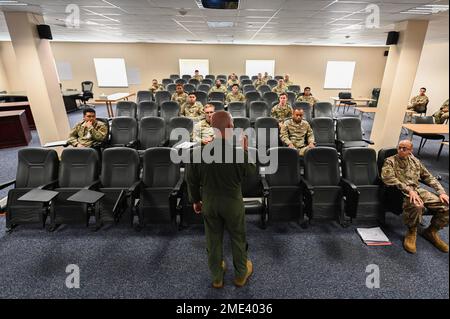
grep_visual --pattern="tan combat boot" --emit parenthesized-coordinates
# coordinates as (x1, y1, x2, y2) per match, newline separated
(212, 261, 226, 289)
(422, 226, 449, 253)
(234, 260, 253, 288)
(404, 227, 417, 254)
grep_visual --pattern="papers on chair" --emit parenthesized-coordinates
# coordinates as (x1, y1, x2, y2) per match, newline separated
(174, 142, 198, 149)
(43, 140, 68, 148)
(357, 227, 392, 246)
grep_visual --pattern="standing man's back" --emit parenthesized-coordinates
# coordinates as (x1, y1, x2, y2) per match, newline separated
(186, 111, 256, 289)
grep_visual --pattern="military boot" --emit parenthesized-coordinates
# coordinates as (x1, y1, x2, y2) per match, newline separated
(212, 261, 226, 289)
(234, 260, 253, 288)
(422, 226, 449, 253)
(404, 227, 417, 254)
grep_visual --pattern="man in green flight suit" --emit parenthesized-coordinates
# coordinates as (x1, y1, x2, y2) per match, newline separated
(186, 111, 256, 289)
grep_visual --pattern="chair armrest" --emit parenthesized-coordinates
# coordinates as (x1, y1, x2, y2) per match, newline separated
(335, 139, 345, 146)
(84, 180, 101, 191)
(128, 180, 142, 198)
(362, 139, 374, 145)
(126, 140, 138, 148)
(340, 178, 360, 219)
(0, 180, 15, 190)
(37, 180, 58, 190)
(261, 176, 270, 197)
(340, 178, 359, 193)
(300, 178, 314, 195)
(171, 174, 184, 197)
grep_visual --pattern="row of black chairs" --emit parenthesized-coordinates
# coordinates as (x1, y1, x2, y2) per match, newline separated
(137, 89, 301, 107)
(169, 74, 286, 82)
(0, 146, 405, 232)
(79, 114, 371, 157)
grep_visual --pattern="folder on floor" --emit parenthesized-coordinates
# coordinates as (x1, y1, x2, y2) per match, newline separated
(357, 227, 392, 246)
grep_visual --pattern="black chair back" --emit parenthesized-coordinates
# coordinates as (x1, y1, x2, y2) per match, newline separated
(58, 148, 98, 188)
(15, 148, 59, 188)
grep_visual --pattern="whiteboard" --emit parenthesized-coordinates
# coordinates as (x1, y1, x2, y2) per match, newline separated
(324, 61, 356, 89)
(245, 60, 275, 77)
(56, 62, 73, 81)
(179, 59, 209, 76)
(93, 58, 129, 88)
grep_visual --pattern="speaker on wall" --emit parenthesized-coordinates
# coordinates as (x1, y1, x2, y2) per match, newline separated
(386, 31, 399, 45)
(37, 24, 53, 40)
(384, 50, 389, 57)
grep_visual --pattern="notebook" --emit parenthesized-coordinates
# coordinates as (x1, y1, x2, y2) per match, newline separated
(357, 227, 392, 246)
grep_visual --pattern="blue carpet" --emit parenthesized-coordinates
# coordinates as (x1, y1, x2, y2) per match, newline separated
(0, 105, 448, 299)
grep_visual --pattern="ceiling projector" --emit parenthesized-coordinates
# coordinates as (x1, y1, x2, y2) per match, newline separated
(201, 0, 239, 9)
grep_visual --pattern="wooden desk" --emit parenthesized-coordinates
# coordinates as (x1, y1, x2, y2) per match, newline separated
(95, 93, 135, 118)
(402, 123, 449, 141)
(0, 101, 35, 129)
(62, 91, 82, 113)
(0, 94, 28, 103)
(0, 110, 31, 149)
(331, 97, 374, 108)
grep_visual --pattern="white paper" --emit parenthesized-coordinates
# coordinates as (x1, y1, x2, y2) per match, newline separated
(43, 140, 68, 148)
(357, 227, 390, 243)
(174, 142, 198, 149)
(56, 62, 73, 81)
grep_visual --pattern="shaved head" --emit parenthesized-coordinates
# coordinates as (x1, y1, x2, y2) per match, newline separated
(399, 140, 413, 148)
(211, 111, 233, 138)
(398, 140, 414, 159)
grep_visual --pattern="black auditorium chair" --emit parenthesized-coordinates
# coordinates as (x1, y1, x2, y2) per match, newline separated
(197, 84, 211, 94)
(263, 92, 279, 109)
(301, 147, 344, 224)
(166, 83, 177, 95)
(228, 102, 246, 118)
(287, 91, 296, 105)
(233, 117, 251, 130)
(243, 84, 256, 95)
(155, 91, 172, 108)
(138, 148, 183, 229)
(188, 78, 200, 87)
(167, 117, 194, 147)
(341, 148, 384, 225)
(257, 85, 271, 95)
(175, 78, 186, 86)
(170, 74, 180, 81)
(288, 85, 301, 94)
(98, 148, 141, 227)
(209, 100, 224, 112)
(136, 91, 153, 104)
(314, 102, 334, 118)
(202, 79, 213, 86)
(182, 75, 191, 81)
(0, 148, 59, 232)
(183, 84, 196, 94)
(209, 91, 225, 103)
(205, 75, 215, 81)
(195, 91, 208, 106)
(293, 102, 313, 122)
(49, 148, 100, 230)
(162, 78, 173, 87)
(160, 101, 180, 123)
(249, 101, 270, 124)
(336, 117, 373, 153)
(109, 117, 138, 148)
(245, 91, 261, 112)
(138, 117, 167, 152)
(137, 101, 158, 120)
(263, 147, 303, 228)
(255, 117, 279, 150)
(241, 79, 253, 87)
(310, 118, 336, 148)
(116, 101, 137, 118)
(267, 79, 278, 88)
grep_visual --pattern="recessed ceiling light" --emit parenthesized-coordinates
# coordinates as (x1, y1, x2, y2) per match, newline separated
(207, 21, 234, 28)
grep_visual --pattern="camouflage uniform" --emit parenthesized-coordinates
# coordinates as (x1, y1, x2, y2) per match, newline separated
(271, 104, 293, 123)
(193, 74, 204, 82)
(181, 102, 205, 121)
(67, 120, 108, 148)
(297, 95, 319, 107)
(433, 99, 449, 124)
(381, 154, 449, 229)
(284, 80, 294, 87)
(193, 119, 215, 144)
(253, 79, 266, 89)
(262, 75, 271, 82)
(226, 92, 246, 104)
(172, 92, 189, 106)
(272, 85, 288, 95)
(280, 119, 315, 156)
(209, 85, 228, 94)
(407, 95, 429, 112)
(150, 84, 164, 94)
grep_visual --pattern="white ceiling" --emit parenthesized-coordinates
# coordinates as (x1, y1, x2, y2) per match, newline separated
(0, 0, 448, 45)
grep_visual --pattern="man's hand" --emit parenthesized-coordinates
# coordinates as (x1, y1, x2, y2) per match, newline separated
(308, 143, 316, 149)
(84, 120, 93, 128)
(76, 144, 85, 148)
(288, 144, 295, 149)
(202, 137, 213, 145)
(409, 190, 424, 207)
(193, 202, 203, 215)
(439, 193, 449, 205)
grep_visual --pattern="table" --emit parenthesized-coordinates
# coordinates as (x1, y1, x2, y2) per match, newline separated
(95, 93, 135, 118)
(331, 97, 375, 115)
(0, 110, 32, 149)
(355, 107, 378, 136)
(0, 101, 35, 129)
(0, 93, 28, 103)
(402, 124, 449, 140)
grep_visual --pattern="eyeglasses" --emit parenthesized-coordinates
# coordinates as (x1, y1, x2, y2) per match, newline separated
(205, 111, 214, 114)
(398, 147, 411, 151)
